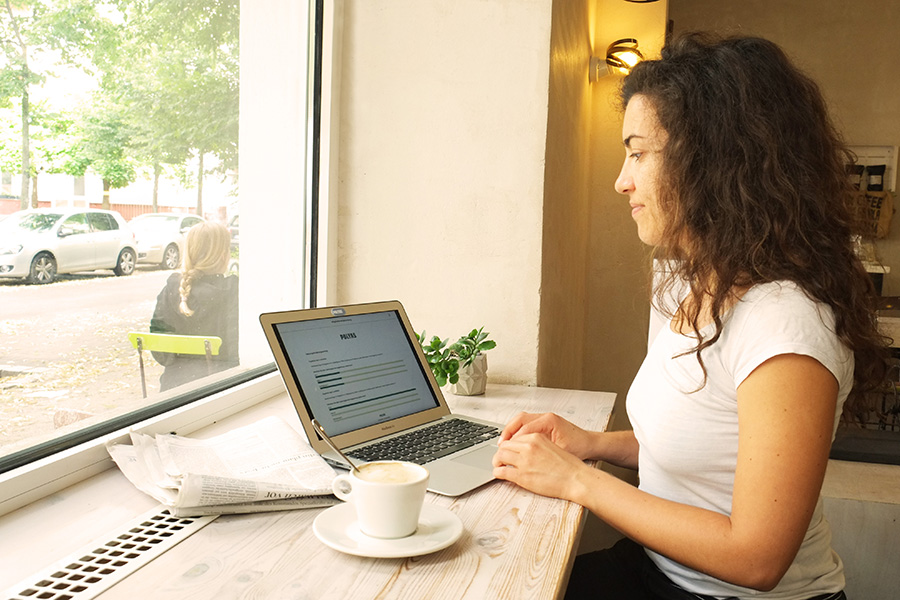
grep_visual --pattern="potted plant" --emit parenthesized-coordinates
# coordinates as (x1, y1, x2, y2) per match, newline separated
(417, 327, 496, 396)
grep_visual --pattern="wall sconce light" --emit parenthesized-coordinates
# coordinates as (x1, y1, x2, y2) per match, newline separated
(590, 38, 644, 82)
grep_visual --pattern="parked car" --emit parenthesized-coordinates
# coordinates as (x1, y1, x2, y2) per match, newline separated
(129, 213, 205, 270)
(0, 208, 137, 284)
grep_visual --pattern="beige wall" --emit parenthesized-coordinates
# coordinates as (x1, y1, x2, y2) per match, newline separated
(333, 0, 553, 385)
(536, 0, 593, 390)
(670, 0, 900, 294)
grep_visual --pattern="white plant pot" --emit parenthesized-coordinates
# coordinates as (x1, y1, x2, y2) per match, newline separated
(450, 353, 488, 396)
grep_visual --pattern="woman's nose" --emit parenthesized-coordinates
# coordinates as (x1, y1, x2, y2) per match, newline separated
(615, 164, 633, 195)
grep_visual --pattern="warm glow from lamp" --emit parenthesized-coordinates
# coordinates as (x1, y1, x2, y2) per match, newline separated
(590, 38, 644, 82)
(606, 38, 643, 75)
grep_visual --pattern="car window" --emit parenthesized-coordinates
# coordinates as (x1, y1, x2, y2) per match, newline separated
(14, 213, 63, 232)
(58, 213, 91, 236)
(183, 217, 203, 230)
(89, 213, 118, 232)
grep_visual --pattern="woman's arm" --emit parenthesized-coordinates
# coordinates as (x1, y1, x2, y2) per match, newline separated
(494, 353, 837, 591)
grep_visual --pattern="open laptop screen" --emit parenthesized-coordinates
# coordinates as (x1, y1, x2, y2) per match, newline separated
(271, 309, 440, 436)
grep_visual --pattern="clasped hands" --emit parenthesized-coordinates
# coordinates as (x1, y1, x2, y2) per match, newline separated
(491, 411, 596, 500)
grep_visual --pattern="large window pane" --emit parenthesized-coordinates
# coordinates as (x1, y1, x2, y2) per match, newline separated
(0, 0, 312, 470)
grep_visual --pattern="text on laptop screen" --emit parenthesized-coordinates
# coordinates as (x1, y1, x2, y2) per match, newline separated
(272, 310, 440, 436)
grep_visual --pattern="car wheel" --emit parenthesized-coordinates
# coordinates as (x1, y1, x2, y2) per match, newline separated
(162, 244, 180, 269)
(28, 253, 57, 284)
(114, 248, 136, 276)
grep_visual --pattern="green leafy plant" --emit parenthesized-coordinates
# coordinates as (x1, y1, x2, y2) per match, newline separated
(416, 327, 496, 386)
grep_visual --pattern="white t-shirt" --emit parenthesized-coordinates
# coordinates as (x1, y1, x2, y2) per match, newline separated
(627, 281, 853, 599)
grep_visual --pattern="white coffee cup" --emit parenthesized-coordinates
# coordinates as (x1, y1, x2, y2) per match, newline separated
(332, 461, 430, 539)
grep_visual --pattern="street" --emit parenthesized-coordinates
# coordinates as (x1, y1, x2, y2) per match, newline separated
(0, 268, 172, 364)
(0, 268, 172, 321)
(0, 267, 174, 451)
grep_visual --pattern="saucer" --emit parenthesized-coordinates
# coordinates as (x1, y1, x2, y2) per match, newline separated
(313, 503, 463, 558)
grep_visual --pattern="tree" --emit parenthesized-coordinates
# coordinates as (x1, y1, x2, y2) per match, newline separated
(62, 99, 135, 208)
(0, 1, 45, 209)
(0, 0, 239, 214)
(0, 0, 112, 208)
(98, 0, 238, 214)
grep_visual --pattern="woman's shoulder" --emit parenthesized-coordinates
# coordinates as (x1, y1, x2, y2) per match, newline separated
(734, 281, 838, 336)
(736, 281, 828, 320)
(726, 281, 853, 392)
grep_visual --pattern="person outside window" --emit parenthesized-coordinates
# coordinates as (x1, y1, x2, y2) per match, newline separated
(493, 33, 888, 600)
(150, 220, 239, 391)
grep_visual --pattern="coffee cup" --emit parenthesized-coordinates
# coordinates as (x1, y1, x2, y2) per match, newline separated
(332, 461, 429, 539)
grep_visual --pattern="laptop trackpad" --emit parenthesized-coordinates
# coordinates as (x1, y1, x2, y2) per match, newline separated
(450, 444, 497, 469)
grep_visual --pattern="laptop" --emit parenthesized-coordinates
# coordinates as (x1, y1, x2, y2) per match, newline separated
(259, 300, 503, 496)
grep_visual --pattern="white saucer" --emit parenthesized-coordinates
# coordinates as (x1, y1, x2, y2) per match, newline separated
(313, 503, 463, 558)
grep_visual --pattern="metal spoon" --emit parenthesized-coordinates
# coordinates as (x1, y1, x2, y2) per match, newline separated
(312, 419, 362, 476)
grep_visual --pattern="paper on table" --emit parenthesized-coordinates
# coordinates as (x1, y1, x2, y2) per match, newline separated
(108, 416, 339, 514)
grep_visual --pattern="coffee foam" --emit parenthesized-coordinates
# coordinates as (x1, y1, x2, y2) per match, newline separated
(357, 462, 422, 484)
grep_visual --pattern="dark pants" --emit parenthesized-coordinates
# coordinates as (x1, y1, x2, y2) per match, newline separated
(564, 538, 847, 600)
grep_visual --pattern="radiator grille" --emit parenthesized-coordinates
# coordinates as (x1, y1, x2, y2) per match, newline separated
(3, 507, 216, 600)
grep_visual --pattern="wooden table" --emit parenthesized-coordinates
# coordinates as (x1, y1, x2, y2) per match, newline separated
(97, 384, 615, 600)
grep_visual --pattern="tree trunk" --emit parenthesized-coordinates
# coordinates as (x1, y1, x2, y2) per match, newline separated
(19, 84, 29, 211)
(30, 173, 37, 208)
(195, 152, 204, 216)
(102, 179, 111, 210)
(152, 162, 160, 212)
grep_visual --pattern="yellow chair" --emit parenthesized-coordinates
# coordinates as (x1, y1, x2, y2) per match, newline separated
(127, 332, 223, 398)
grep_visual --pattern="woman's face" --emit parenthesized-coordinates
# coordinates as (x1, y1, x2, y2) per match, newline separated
(614, 95, 668, 247)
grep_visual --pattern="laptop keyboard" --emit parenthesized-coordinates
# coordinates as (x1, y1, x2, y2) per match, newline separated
(348, 419, 500, 465)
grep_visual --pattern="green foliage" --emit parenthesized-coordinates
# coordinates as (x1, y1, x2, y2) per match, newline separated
(104, 0, 239, 174)
(416, 327, 496, 387)
(0, 0, 238, 207)
(450, 327, 497, 368)
(62, 101, 136, 188)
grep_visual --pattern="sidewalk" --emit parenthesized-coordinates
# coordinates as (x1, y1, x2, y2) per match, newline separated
(0, 303, 164, 450)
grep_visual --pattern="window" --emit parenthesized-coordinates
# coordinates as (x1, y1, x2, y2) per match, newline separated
(0, 0, 316, 486)
(88, 212, 116, 232)
(60, 213, 91, 236)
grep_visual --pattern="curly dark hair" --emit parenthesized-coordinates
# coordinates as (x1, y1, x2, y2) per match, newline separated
(620, 32, 888, 416)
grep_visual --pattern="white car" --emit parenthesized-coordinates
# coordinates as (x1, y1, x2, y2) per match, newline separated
(0, 208, 137, 284)
(129, 213, 205, 269)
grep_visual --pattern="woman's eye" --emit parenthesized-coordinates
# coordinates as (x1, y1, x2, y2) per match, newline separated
(630, 152, 642, 161)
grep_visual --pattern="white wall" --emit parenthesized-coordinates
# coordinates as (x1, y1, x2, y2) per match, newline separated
(332, 0, 553, 385)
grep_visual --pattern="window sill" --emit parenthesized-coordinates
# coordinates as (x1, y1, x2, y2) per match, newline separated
(0, 372, 295, 591)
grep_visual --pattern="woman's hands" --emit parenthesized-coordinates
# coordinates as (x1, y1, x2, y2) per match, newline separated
(498, 412, 598, 459)
(492, 412, 600, 500)
(492, 429, 591, 500)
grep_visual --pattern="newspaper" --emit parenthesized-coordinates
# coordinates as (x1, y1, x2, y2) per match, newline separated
(107, 416, 340, 517)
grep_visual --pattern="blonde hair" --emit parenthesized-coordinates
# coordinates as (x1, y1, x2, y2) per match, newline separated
(179, 221, 232, 316)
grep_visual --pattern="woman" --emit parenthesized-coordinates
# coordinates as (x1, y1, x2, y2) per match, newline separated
(493, 34, 887, 599)
(150, 220, 239, 391)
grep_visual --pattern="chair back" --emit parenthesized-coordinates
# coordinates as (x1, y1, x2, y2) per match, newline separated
(127, 332, 223, 398)
(127, 332, 222, 355)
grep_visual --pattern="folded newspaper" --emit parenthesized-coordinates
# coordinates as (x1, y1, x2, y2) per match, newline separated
(107, 416, 340, 517)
